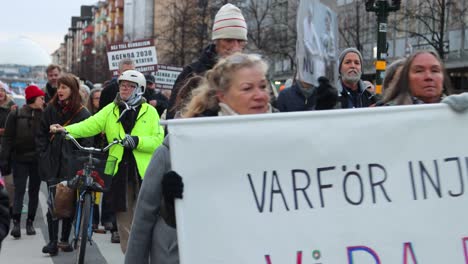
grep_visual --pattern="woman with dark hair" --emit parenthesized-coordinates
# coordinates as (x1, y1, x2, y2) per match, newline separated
(50, 69, 164, 253)
(382, 50, 453, 105)
(36, 73, 92, 256)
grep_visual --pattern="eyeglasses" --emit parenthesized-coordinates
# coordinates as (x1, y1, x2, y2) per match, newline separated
(119, 83, 137, 89)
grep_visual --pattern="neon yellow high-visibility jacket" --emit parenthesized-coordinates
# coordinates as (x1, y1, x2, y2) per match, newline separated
(65, 102, 164, 178)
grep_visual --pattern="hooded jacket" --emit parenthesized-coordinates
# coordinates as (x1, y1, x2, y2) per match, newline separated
(166, 44, 218, 120)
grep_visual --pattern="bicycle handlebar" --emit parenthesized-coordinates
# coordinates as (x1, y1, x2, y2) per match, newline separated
(63, 132, 122, 152)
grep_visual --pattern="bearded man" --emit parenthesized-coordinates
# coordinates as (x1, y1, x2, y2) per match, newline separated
(336, 48, 376, 108)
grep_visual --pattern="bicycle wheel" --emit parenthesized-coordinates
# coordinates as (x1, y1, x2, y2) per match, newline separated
(76, 192, 92, 264)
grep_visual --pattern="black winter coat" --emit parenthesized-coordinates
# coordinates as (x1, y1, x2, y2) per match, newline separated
(36, 103, 93, 182)
(166, 44, 218, 119)
(0, 183, 9, 250)
(336, 80, 377, 108)
(143, 89, 169, 117)
(0, 98, 15, 156)
(0, 98, 15, 129)
(43, 83, 57, 104)
(0, 105, 42, 163)
(99, 79, 119, 111)
(276, 84, 317, 112)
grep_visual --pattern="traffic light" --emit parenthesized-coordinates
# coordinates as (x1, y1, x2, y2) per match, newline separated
(365, 0, 376, 11)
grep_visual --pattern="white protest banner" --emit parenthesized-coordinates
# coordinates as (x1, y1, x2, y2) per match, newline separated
(155, 64, 183, 90)
(106, 39, 158, 75)
(168, 104, 468, 264)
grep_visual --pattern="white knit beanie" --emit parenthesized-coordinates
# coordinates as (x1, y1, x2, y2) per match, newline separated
(212, 4, 248, 41)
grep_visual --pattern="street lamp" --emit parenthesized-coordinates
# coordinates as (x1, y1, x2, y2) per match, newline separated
(365, 0, 401, 94)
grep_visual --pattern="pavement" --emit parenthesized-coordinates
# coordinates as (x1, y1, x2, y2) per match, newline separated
(0, 182, 124, 264)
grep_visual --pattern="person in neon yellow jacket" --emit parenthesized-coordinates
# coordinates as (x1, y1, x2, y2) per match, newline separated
(50, 70, 164, 253)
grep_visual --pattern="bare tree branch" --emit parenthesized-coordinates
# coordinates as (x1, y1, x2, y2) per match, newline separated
(397, 0, 455, 58)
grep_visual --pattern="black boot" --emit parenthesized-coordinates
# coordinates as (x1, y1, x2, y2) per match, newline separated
(58, 218, 73, 252)
(42, 240, 58, 256)
(26, 218, 36, 235)
(10, 215, 21, 238)
(58, 240, 73, 252)
(43, 212, 59, 256)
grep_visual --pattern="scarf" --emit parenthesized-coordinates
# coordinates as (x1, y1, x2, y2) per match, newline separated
(114, 92, 146, 122)
(57, 100, 73, 113)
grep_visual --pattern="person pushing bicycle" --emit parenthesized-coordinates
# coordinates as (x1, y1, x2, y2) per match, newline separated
(50, 69, 165, 253)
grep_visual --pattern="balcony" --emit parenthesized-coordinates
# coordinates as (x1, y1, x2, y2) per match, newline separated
(115, 16, 123, 26)
(108, 1, 115, 13)
(83, 37, 93, 46)
(83, 25, 94, 33)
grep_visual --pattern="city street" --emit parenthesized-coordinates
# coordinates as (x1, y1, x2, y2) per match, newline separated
(0, 184, 123, 264)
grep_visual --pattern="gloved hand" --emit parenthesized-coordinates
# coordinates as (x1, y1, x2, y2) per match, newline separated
(315, 76, 338, 110)
(162, 171, 184, 206)
(442, 93, 468, 112)
(122, 134, 139, 149)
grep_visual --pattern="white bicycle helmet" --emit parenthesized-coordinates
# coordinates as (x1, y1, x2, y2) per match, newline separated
(118, 70, 146, 95)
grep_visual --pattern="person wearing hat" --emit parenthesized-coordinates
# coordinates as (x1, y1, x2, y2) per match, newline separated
(50, 70, 164, 253)
(166, 3, 248, 119)
(336, 48, 376, 108)
(0, 85, 45, 239)
(143, 74, 169, 117)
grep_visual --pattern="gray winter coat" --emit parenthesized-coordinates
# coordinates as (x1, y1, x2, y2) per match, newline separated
(125, 138, 179, 264)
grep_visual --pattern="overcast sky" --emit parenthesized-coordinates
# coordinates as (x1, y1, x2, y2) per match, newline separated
(1, 0, 98, 55)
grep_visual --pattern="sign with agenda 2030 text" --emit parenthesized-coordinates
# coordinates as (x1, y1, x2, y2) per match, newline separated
(167, 104, 468, 264)
(107, 39, 158, 75)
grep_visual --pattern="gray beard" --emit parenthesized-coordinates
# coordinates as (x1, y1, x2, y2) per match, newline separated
(342, 71, 362, 84)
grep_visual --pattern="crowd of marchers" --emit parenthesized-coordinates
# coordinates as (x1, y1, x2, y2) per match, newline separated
(0, 3, 468, 263)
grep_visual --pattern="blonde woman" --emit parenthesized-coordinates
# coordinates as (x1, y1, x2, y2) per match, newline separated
(125, 53, 273, 264)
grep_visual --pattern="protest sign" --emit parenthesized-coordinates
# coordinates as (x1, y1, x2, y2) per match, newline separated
(155, 64, 183, 89)
(168, 105, 468, 263)
(106, 39, 158, 75)
(296, 0, 338, 85)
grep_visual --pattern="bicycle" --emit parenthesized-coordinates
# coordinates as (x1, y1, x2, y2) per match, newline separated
(63, 132, 120, 264)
